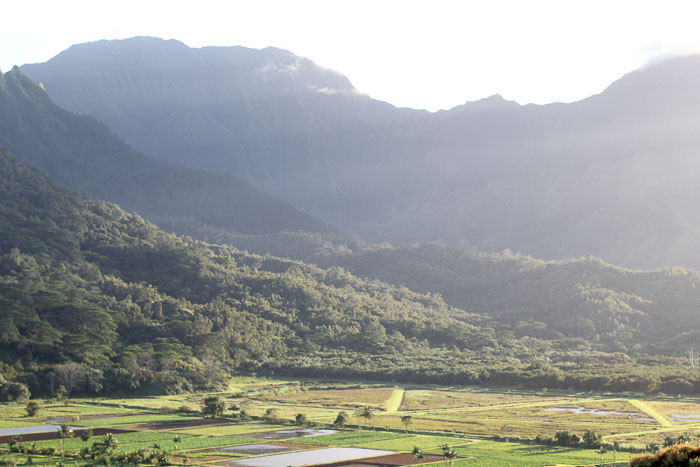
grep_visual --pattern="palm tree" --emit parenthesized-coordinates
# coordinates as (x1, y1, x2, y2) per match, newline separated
(598, 446, 607, 466)
(663, 435, 676, 447)
(412, 446, 424, 459)
(103, 432, 119, 452)
(80, 428, 93, 447)
(58, 424, 74, 455)
(442, 444, 457, 467)
(355, 406, 373, 430)
(401, 415, 413, 433)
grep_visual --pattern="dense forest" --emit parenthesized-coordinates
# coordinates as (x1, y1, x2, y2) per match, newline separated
(2, 149, 700, 401)
(170, 227, 700, 355)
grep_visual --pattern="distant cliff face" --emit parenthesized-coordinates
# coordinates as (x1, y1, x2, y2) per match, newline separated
(0, 66, 330, 237)
(23, 39, 700, 269)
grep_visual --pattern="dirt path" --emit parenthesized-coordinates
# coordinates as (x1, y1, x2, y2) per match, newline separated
(385, 388, 404, 413)
(628, 400, 672, 427)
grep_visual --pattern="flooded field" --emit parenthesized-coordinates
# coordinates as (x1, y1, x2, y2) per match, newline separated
(543, 406, 654, 421)
(218, 447, 395, 466)
(0, 424, 84, 436)
(670, 414, 700, 422)
(219, 443, 293, 455)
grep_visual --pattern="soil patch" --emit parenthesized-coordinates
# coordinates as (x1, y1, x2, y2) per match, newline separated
(315, 452, 444, 466)
(43, 413, 129, 423)
(130, 417, 231, 430)
(0, 427, 133, 444)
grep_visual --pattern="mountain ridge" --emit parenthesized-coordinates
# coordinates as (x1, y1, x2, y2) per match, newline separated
(3, 147, 700, 397)
(22, 37, 700, 269)
(0, 65, 330, 237)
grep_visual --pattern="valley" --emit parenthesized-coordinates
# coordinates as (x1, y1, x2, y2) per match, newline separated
(6, 376, 697, 466)
(3, 30, 700, 466)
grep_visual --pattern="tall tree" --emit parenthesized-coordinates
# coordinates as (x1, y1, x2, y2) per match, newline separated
(201, 396, 226, 418)
(401, 415, 413, 433)
(355, 406, 373, 430)
(58, 424, 74, 454)
(80, 428, 93, 447)
(54, 363, 85, 397)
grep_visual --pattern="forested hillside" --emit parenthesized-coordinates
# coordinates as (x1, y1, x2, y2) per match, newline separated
(0, 66, 328, 238)
(179, 229, 700, 355)
(0, 149, 492, 397)
(2, 150, 700, 400)
(23, 38, 700, 269)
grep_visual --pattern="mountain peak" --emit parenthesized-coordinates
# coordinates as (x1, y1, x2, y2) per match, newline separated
(446, 93, 520, 114)
(25, 37, 356, 97)
(596, 53, 700, 106)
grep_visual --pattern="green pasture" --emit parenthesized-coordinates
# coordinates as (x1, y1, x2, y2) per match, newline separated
(5, 376, 700, 465)
(355, 434, 473, 451)
(425, 440, 633, 466)
(293, 430, 406, 445)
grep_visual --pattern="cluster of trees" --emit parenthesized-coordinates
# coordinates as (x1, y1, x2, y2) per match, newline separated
(2, 149, 700, 398)
(8, 430, 169, 466)
(211, 232, 700, 357)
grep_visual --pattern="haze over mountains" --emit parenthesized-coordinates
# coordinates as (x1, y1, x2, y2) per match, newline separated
(0, 66, 329, 238)
(4, 145, 700, 396)
(22, 37, 700, 269)
(5, 36, 700, 398)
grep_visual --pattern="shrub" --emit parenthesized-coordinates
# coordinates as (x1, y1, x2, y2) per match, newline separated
(295, 413, 308, 426)
(25, 401, 42, 417)
(0, 382, 30, 402)
(630, 444, 700, 466)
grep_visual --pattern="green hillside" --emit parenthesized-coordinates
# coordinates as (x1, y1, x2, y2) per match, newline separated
(167, 229, 700, 355)
(0, 149, 493, 397)
(2, 149, 700, 400)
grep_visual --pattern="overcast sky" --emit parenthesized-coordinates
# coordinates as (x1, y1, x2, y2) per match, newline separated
(3, 0, 700, 111)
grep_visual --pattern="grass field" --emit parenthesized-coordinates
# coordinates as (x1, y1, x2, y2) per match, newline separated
(3, 377, 700, 465)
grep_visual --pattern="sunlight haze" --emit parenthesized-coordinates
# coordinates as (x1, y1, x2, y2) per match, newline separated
(4, 0, 700, 110)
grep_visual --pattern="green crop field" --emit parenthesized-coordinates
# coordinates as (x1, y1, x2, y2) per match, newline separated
(3, 376, 700, 466)
(293, 430, 407, 445)
(354, 434, 473, 451)
(170, 423, 281, 436)
(425, 440, 634, 466)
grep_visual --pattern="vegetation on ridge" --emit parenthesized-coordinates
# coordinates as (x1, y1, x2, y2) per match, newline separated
(2, 149, 700, 401)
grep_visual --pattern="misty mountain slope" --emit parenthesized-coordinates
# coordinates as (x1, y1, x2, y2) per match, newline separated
(22, 37, 430, 229)
(23, 39, 700, 268)
(0, 66, 329, 236)
(0, 147, 591, 394)
(4, 147, 700, 396)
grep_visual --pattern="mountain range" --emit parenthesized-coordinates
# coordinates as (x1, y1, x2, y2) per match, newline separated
(3, 39, 700, 397)
(22, 37, 700, 269)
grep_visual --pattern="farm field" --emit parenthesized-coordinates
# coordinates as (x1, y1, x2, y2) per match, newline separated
(3, 377, 700, 465)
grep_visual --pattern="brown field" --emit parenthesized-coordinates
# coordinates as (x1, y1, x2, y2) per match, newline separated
(400, 389, 564, 411)
(256, 386, 396, 408)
